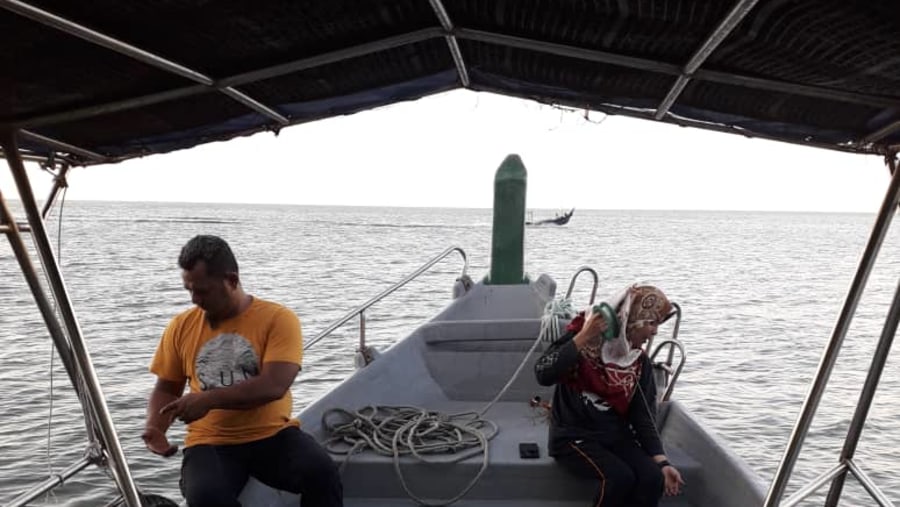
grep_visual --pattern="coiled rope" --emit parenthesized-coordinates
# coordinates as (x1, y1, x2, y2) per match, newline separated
(539, 297, 576, 345)
(322, 297, 574, 506)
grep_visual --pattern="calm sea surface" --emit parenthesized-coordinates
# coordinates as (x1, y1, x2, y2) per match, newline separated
(2, 202, 899, 506)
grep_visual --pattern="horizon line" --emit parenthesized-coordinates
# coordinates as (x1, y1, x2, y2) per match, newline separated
(3, 197, 877, 214)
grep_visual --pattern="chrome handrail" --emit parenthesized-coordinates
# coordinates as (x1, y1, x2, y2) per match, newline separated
(781, 463, 848, 507)
(648, 302, 684, 401)
(564, 266, 599, 305)
(7, 456, 94, 507)
(646, 302, 681, 356)
(305, 246, 468, 351)
(845, 459, 895, 507)
(766, 154, 900, 507)
(649, 339, 686, 402)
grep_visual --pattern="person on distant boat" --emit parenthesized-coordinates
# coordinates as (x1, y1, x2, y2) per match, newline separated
(142, 235, 343, 507)
(534, 284, 684, 507)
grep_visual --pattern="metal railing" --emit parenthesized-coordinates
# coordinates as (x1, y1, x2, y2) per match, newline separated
(305, 246, 468, 353)
(2, 131, 143, 507)
(765, 154, 900, 507)
(649, 303, 685, 402)
(780, 459, 895, 507)
(650, 339, 685, 402)
(6, 457, 94, 507)
(564, 266, 599, 306)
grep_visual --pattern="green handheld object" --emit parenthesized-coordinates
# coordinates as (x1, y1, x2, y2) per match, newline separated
(592, 303, 619, 341)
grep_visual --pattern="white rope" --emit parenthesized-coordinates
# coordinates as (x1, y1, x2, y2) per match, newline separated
(45, 185, 67, 502)
(323, 406, 497, 506)
(539, 297, 575, 345)
(322, 307, 558, 506)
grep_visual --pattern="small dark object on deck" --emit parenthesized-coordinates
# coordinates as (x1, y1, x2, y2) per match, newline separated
(519, 442, 540, 459)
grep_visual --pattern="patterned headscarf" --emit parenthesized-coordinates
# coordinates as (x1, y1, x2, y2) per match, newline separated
(626, 285, 671, 331)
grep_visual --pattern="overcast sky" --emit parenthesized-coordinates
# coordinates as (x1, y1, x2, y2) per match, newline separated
(2, 90, 891, 212)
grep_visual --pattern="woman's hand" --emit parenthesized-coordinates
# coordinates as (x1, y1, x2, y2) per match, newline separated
(662, 465, 685, 496)
(573, 312, 608, 349)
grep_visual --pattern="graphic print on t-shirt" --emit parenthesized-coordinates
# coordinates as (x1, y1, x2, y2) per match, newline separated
(195, 333, 259, 391)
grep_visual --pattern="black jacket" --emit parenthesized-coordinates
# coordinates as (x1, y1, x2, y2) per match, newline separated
(534, 330, 664, 457)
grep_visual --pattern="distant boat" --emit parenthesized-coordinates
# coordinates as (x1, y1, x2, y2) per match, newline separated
(526, 208, 574, 226)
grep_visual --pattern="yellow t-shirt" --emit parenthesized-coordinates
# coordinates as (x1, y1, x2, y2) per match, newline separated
(150, 297, 302, 447)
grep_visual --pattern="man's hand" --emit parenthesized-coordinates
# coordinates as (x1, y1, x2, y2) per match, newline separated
(141, 427, 177, 457)
(160, 392, 211, 424)
(662, 465, 685, 496)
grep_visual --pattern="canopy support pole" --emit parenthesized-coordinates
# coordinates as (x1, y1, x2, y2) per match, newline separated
(0, 129, 144, 507)
(428, 0, 470, 87)
(765, 153, 900, 506)
(823, 156, 900, 506)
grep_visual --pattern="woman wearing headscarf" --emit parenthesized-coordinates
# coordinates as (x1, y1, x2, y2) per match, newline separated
(534, 284, 684, 507)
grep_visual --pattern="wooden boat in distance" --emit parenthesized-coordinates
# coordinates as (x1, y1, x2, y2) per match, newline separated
(526, 208, 574, 226)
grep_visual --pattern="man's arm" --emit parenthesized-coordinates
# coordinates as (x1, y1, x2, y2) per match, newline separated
(161, 361, 299, 423)
(143, 378, 185, 457)
(203, 361, 298, 409)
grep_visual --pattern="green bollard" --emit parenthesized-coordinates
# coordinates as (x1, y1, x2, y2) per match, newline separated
(488, 154, 527, 285)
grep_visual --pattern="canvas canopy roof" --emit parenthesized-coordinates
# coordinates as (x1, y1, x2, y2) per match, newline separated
(2, 0, 900, 167)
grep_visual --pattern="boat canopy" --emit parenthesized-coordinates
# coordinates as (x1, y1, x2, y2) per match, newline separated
(2, 0, 900, 166)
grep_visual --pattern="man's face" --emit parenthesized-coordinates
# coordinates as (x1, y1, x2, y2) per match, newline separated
(182, 261, 235, 319)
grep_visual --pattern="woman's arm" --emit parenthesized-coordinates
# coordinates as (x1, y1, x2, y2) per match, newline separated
(534, 330, 580, 386)
(534, 311, 609, 385)
(628, 355, 665, 456)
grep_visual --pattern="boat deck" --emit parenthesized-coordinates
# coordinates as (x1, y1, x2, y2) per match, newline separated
(241, 303, 762, 507)
(344, 498, 694, 506)
(333, 400, 701, 506)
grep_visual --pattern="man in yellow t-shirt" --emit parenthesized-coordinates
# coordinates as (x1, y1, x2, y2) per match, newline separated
(142, 235, 342, 507)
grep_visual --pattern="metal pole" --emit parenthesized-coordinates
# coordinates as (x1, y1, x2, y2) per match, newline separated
(666, 302, 682, 365)
(654, 0, 760, 119)
(865, 119, 900, 144)
(455, 29, 900, 111)
(1, 0, 287, 124)
(765, 154, 900, 506)
(6, 456, 93, 507)
(307, 246, 468, 349)
(0, 223, 30, 233)
(0, 131, 144, 507)
(846, 459, 897, 507)
(0, 187, 84, 400)
(40, 163, 69, 219)
(0, 0, 211, 84)
(19, 130, 107, 163)
(781, 462, 848, 507)
(563, 266, 599, 305)
(359, 310, 367, 351)
(647, 301, 680, 357)
(427, 0, 470, 87)
(20, 28, 443, 130)
(0, 150, 78, 165)
(824, 274, 900, 505)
